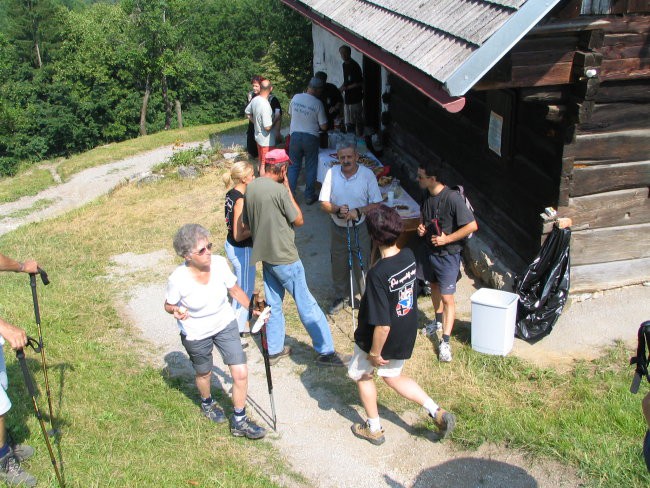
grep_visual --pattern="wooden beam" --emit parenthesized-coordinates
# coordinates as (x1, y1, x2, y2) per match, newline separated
(475, 63, 573, 91)
(571, 160, 650, 196)
(564, 129, 650, 163)
(558, 187, 650, 229)
(571, 257, 650, 292)
(594, 80, 650, 103)
(577, 102, 650, 133)
(570, 223, 650, 265)
(518, 87, 568, 103)
(600, 58, 650, 80)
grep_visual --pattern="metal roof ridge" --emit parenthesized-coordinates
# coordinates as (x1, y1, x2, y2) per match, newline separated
(444, 0, 562, 97)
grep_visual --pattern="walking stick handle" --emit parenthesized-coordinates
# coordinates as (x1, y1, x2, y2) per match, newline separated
(29, 267, 49, 285)
(16, 349, 37, 397)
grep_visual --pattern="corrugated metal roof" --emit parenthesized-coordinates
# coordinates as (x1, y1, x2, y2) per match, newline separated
(284, 0, 561, 97)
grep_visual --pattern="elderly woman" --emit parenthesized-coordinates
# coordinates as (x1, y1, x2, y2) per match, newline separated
(348, 205, 455, 445)
(164, 224, 265, 440)
(223, 161, 256, 338)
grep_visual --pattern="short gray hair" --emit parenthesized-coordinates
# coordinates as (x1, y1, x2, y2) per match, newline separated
(336, 138, 357, 153)
(173, 224, 209, 258)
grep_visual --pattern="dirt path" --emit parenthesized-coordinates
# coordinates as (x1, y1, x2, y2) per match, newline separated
(0, 141, 206, 236)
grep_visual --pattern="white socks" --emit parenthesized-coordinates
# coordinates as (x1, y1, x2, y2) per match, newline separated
(367, 417, 382, 433)
(423, 398, 439, 417)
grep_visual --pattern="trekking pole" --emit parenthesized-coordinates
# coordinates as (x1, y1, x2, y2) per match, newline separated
(352, 222, 366, 290)
(16, 337, 65, 488)
(28, 267, 58, 438)
(259, 324, 277, 431)
(346, 219, 356, 337)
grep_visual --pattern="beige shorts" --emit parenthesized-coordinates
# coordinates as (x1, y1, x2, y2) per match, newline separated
(347, 344, 405, 381)
(344, 103, 363, 126)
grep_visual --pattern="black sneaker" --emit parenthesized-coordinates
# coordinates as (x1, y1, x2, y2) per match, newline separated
(328, 297, 346, 315)
(268, 346, 292, 366)
(230, 415, 267, 439)
(201, 400, 227, 423)
(315, 352, 348, 367)
(0, 452, 36, 487)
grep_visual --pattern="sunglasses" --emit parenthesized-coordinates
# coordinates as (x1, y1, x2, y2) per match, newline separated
(192, 242, 213, 256)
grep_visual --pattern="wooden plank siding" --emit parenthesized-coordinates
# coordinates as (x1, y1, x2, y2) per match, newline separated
(571, 223, 650, 265)
(571, 257, 650, 292)
(558, 187, 650, 229)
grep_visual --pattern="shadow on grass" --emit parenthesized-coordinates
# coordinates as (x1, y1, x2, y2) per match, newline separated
(384, 458, 538, 488)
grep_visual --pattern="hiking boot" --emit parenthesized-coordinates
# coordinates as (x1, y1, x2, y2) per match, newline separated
(201, 400, 227, 423)
(351, 421, 385, 445)
(0, 452, 36, 487)
(315, 352, 347, 367)
(10, 445, 34, 464)
(423, 321, 442, 337)
(438, 341, 452, 362)
(430, 409, 456, 439)
(268, 346, 292, 366)
(230, 415, 267, 440)
(328, 297, 346, 315)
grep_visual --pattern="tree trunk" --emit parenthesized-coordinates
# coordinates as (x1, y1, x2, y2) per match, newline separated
(34, 40, 42, 68)
(140, 74, 151, 136)
(162, 74, 172, 130)
(175, 99, 183, 129)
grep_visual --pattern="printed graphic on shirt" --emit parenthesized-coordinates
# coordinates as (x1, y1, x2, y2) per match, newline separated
(389, 263, 416, 317)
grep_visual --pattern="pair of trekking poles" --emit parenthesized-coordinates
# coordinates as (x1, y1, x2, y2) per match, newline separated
(15, 268, 65, 487)
(345, 218, 366, 336)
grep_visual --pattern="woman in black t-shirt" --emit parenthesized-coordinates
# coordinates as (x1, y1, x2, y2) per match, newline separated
(223, 161, 256, 335)
(348, 204, 456, 445)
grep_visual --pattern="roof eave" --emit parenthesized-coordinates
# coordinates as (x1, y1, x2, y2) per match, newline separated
(444, 0, 563, 97)
(281, 0, 466, 113)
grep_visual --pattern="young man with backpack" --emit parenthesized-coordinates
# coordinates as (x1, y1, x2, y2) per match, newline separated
(417, 161, 478, 362)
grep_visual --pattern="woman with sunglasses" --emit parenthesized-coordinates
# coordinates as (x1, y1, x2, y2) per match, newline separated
(223, 161, 256, 338)
(164, 223, 266, 440)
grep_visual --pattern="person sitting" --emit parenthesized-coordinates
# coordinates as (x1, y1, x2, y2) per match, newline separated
(164, 224, 265, 439)
(347, 205, 456, 445)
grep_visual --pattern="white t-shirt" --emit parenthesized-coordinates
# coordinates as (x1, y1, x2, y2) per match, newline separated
(165, 256, 237, 340)
(319, 164, 383, 227)
(289, 92, 327, 137)
(245, 96, 274, 147)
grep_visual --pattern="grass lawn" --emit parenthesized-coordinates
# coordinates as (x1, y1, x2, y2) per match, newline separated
(0, 138, 648, 486)
(0, 168, 55, 204)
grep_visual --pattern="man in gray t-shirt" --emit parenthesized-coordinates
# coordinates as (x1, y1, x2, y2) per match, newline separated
(243, 149, 345, 367)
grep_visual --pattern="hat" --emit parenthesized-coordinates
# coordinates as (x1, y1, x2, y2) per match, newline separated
(308, 77, 324, 90)
(265, 148, 291, 165)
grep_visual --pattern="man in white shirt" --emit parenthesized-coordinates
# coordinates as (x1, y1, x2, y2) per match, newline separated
(288, 77, 327, 205)
(319, 141, 382, 315)
(245, 79, 274, 176)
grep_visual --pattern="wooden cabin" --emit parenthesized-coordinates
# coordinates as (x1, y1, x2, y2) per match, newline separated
(281, 0, 650, 293)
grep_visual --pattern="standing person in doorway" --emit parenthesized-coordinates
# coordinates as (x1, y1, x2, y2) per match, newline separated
(347, 206, 456, 445)
(245, 78, 275, 176)
(243, 149, 346, 367)
(319, 140, 382, 315)
(339, 45, 364, 137)
(314, 71, 343, 132)
(245, 76, 262, 158)
(0, 253, 39, 487)
(288, 77, 327, 205)
(223, 161, 256, 342)
(417, 161, 477, 362)
(164, 224, 266, 439)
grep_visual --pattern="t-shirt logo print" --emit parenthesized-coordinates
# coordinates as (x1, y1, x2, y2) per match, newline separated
(389, 263, 417, 317)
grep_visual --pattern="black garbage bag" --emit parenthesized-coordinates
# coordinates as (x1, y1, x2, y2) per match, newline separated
(515, 226, 571, 342)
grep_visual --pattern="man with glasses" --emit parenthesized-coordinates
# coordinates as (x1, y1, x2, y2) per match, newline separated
(416, 161, 477, 362)
(243, 149, 347, 367)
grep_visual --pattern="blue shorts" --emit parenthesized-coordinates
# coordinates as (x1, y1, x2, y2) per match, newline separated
(422, 253, 462, 295)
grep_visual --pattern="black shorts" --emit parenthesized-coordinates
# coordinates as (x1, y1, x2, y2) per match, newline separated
(180, 319, 246, 375)
(421, 253, 462, 294)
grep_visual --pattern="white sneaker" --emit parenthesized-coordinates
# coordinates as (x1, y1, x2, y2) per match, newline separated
(438, 341, 452, 362)
(423, 321, 442, 337)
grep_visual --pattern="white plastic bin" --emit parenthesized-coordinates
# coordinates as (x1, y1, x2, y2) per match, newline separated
(470, 288, 519, 356)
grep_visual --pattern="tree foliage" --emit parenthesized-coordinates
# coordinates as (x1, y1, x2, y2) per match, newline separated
(0, 0, 313, 175)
